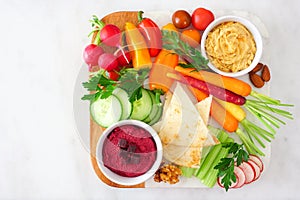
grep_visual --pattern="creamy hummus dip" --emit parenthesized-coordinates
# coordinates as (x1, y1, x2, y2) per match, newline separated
(205, 21, 256, 72)
(102, 125, 157, 177)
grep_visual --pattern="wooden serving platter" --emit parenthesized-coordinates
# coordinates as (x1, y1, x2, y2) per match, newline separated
(87, 10, 271, 189)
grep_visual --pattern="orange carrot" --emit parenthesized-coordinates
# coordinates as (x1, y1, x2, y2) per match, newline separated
(190, 87, 238, 132)
(175, 66, 252, 97)
(210, 100, 239, 132)
(189, 87, 208, 101)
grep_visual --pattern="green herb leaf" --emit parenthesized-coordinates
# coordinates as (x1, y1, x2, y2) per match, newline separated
(214, 142, 249, 191)
(162, 30, 209, 71)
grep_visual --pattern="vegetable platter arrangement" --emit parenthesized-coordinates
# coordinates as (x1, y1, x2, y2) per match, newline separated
(80, 7, 294, 191)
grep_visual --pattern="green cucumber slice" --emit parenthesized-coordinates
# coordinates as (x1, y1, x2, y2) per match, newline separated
(90, 95, 122, 127)
(113, 88, 132, 120)
(144, 91, 160, 124)
(130, 89, 153, 121)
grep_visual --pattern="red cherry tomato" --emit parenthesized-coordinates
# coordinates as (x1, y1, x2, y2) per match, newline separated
(191, 8, 215, 31)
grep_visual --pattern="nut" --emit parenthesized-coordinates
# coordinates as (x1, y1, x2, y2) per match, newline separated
(249, 73, 265, 88)
(262, 65, 271, 82)
(250, 62, 264, 74)
(154, 164, 182, 184)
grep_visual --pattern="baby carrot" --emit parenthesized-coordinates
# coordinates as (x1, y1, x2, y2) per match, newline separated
(175, 66, 252, 97)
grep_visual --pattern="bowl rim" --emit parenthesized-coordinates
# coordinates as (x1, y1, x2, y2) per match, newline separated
(96, 119, 163, 186)
(200, 15, 263, 77)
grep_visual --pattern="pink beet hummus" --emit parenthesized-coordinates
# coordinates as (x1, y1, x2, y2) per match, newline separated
(102, 125, 157, 177)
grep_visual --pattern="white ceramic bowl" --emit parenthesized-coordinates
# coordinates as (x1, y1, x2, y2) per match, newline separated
(96, 120, 163, 186)
(200, 15, 263, 77)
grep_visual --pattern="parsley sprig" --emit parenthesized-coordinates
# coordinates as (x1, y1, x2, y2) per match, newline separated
(81, 68, 151, 103)
(161, 30, 209, 71)
(214, 142, 249, 191)
(81, 71, 116, 101)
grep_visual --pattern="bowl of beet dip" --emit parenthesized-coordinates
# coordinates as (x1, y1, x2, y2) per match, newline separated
(96, 120, 163, 186)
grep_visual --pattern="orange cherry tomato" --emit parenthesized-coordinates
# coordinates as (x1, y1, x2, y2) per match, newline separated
(180, 29, 201, 48)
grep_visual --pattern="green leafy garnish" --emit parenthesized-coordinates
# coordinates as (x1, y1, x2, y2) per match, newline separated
(81, 68, 151, 103)
(162, 30, 209, 71)
(214, 142, 249, 191)
(81, 72, 116, 101)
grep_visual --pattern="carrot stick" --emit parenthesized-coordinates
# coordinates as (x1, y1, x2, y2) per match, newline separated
(175, 66, 252, 97)
(210, 100, 239, 133)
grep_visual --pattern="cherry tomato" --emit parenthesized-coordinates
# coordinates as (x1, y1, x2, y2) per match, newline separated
(180, 29, 201, 48)
(172, 10, 191, 29)
(83, 44, 103, 66)
(106, 70, 120, 81)
(192, 8, 215, 31)
(98, 53, 119, 71)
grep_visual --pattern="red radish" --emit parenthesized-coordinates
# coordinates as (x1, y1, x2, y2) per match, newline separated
(100, 24, 121, 47)
(83, 44, 104, 66)
(233, 166, 246, 188)
(238, 162, 256, 184)
(248, 160, 261, 181)
(249, 155, 264, 172)
(98, 53, 119, 71)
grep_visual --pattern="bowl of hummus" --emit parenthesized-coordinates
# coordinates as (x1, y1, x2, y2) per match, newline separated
(200, 15, 263, 77)
(96, 119, 163, 186)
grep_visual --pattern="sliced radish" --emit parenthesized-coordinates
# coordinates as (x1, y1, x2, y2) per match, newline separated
(238, 162, 256, 184)
(233, 166, 246, 188)
(247, 160, 261, 181)
(249, 155, 264, 172)
(217, 175, 239, 189)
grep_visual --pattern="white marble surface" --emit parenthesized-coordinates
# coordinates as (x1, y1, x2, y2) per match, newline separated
(0, 0, 299, 199)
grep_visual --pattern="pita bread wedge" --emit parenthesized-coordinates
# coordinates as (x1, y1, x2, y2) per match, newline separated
(163, 144, 202, 168)
(195, 96, 219, 147)
(158, 83, 208, 167)
(159, 83, 208, 147)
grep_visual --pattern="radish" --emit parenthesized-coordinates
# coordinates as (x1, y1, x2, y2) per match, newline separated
(238, 162, 256, 184)
(249, 155, 264, 172)
(98, 53, 119, 71)
(233, 166, 246, 188)
(248, 160, 261, 181)
(100, 24, 121, 47)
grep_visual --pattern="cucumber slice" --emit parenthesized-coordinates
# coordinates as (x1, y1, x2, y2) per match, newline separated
(90, 95, 122, 128)
(113, 88, 132, 120)
(149, 104, 163, 125)
(143, 91, 160, 123)
(130, 89, 153, 121)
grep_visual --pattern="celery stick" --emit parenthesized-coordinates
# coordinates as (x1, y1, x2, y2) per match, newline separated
(202, 137, 234, 187)
(180, 166, 195, 178)
(194, 130, 228, 178)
